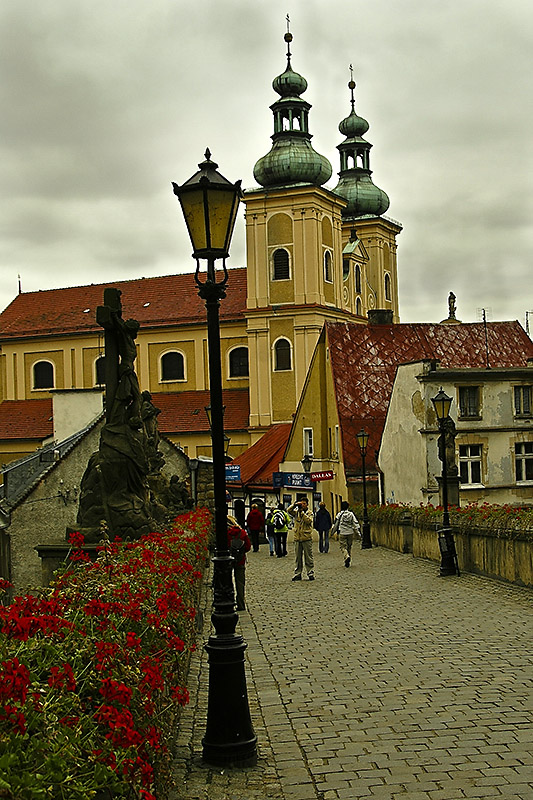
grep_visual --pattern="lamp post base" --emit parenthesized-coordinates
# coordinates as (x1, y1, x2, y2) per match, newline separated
(202, 631, 257, 767)
(361, 520, 372, 549)
(437, 528, 460, 576)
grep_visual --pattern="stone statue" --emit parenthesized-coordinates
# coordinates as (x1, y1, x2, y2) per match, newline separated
(438, 416, 459, 477)
(448, 292, 456, 320)
(74, 289, 191, 542)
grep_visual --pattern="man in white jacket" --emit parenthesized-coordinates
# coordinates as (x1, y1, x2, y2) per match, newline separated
(332, 501, 360, 568)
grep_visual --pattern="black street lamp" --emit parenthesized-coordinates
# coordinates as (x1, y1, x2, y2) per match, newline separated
(173, 150, 257, 766)
(431, 388, 460, 577)
(301, 454, 313, 474)
(356, 429, 372, 549)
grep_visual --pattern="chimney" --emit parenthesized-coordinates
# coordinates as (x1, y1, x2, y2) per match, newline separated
(368, 309, 394, 325)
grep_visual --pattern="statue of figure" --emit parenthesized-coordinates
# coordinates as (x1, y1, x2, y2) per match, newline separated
(141, 390, 165, 474)
(438, 416, 459, 477)
(448, 292, 457, 320)
(75, 289, 192, 542)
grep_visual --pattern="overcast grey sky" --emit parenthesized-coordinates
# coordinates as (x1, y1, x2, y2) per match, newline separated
(1, 0, 532, 327)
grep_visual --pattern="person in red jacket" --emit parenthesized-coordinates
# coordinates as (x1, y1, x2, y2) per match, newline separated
(227, 517, 251, 611)
(246, 504, 265, 552)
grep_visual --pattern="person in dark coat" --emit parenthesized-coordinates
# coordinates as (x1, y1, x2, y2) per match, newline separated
(246, 504, 264, 552)
(314, 502, 333, 553)
(228, 517, 251, 611)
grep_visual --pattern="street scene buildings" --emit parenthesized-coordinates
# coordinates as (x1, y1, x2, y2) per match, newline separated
(0, 30, 532, 585)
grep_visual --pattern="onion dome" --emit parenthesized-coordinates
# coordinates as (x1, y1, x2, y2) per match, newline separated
(333, 69, 389, 218)
(253, 28, 332, 188)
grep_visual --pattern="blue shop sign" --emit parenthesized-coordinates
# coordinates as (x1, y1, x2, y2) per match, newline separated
(225, 464, 241, 481)
(273, 472, 313, 488)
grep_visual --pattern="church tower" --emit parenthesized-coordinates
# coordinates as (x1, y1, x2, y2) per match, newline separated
(244, 33, 401, 435)
(332, 69, 402, 322)
(245, 27, 348, 433)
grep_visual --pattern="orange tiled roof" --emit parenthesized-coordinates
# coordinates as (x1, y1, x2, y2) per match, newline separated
(326, 320, 533, 475)
(153, 389, 249, 434)
(227, 424, 292, 488)
(0, 399, 53, 440)
(0, 269, 247, 339)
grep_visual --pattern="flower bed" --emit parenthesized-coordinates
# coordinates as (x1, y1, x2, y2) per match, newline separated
(0, 508, 210, 800)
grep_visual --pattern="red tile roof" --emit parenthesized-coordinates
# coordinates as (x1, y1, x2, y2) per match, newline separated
(153, 389, 249, 434)
(0, 269, 247, 339)
(0, 399, 53, 440)
(227, 424, 292, 488)
(326, 320, 533, 475)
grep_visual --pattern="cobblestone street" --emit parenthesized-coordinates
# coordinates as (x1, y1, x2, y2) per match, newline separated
(170, 543, 533, 799)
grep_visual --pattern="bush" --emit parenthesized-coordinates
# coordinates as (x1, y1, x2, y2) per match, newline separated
(0, 508, 210, 799)
(352, 502, 533, 540)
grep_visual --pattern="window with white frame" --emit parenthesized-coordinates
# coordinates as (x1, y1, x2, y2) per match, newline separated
(160, 351, 185, 382)
(514, 386, 532, 417)
(459, 386, 481, 418)
(459, 444, 483, 485)
(33, 360, 54, 390)
(303, 427, 314, 456)
(324, 251, 333, 283)
(274, 338, 292, 371)
(272, 248, 290, 281)
(384, 273, 392, 301)
(229, 346, 249, 378)
(515, 442, 533, 482)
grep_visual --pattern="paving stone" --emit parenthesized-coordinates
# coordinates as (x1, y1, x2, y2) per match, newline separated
(168, 545, 533, 799)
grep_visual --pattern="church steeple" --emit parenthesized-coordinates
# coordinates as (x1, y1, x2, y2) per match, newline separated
(333, 67, 390, 218)
(253, 20, 332, 188)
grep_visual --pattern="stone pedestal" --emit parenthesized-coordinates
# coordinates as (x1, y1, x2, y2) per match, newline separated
(34, 543, 100, 587)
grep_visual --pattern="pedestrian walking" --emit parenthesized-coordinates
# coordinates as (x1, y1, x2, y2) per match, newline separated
(272, 503, 291, 557)
(314, 501, 332, 553)
(288, 498, 315, 581)
(265, 507, 276, 556)
(331, 501, 360, 567)
(246, 504, 264, 552)
(227, 516, 251, 611)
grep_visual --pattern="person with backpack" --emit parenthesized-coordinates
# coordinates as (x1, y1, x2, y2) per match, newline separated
(272, 503, 291, 558)
(331, 501, 361, 568)
(265, 508, 277, 556)
(227, 516, 251, 611)
(314, 501, 332, 554)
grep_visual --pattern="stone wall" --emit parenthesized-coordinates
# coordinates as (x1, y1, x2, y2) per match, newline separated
(370, 517, 533, 589)
(5, 425, 189, 592)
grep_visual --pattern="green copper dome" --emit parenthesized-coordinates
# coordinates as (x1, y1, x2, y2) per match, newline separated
(273, 63, 308, 97)
(333, 75, 389, 218)
(253, 30, 332, 189)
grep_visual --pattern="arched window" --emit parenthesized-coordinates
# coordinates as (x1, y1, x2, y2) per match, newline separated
(274, 338, 292, 371)
(161, 351, 185, 382)
(356, 298, 363, 316)
(272, 248, 290, 281)
(229, 347, 249, 378)
(33, 360, 54, 390)
(385, 273, 392, 301)
(343, 258, 350, 280)
(324, 251, 333, 283)
(95, 356, 106, 386)
(355, 264, 362, 294)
